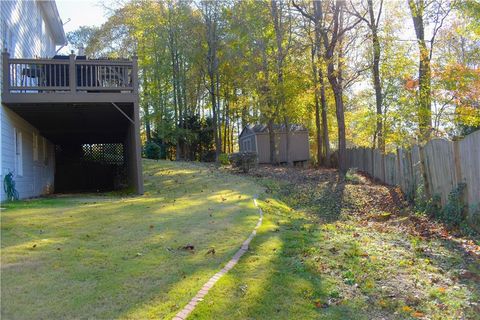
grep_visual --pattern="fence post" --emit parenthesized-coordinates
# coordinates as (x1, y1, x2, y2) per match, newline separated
(69, 52, 76, 93)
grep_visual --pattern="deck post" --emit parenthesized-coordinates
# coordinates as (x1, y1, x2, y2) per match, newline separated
(133, 100, 144, 194)
(132, 54, 139, 95)
(2, 49, 10, 95)
(69, 52, 76, 93)
(130, 54, 143, 194)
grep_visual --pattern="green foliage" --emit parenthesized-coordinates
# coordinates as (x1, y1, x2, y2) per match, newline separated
(143, 141, 163, 160)
(218, 153, 230, 166)
(440, 183, 467, 226)
(3, 172, 19, 201)
(416, 183, 471, 228)
(414, 183, 442, 217)
(66, 26, 99, 55)
(345, 168, 361, 184)
(229, 152, 258, 173)
(78, 0, 478, 159)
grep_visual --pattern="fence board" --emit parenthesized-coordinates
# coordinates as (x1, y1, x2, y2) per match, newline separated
(345, 130, 480, 228)
(458, 130, 480, 219)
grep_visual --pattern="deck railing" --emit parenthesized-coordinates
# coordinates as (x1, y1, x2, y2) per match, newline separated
(2, 51, 138, 95)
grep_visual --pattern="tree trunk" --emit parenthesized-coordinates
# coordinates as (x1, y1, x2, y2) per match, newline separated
(203, 1, 222, 162)
(271, 0, 291, 165)
(268, 119, 277, 164)
(313, 0, 330, 166)
(320, 69, 330, 166)
(368, 0, 384, 152)
(311, 43, 323, 165)
(284, 116, 293, 166)
(408, 0, 432, 142)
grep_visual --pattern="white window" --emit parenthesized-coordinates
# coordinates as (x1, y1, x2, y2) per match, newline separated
(14, 129, 23, 176)
(33, 132, 38, 161)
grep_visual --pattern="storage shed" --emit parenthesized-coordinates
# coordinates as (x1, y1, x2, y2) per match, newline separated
(239, 124, 310, 164)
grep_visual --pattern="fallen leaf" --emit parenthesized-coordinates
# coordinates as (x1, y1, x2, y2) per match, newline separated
(412, 311, 425, 318)
(402, 305, 412, 312)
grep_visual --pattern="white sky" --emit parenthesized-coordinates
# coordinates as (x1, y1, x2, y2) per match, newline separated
(56, 0, 108, 34)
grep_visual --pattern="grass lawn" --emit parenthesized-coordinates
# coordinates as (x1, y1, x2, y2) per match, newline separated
(2, 161, 479, 320)
(1, 160, 262, 319)
(189, 167, 480, 320)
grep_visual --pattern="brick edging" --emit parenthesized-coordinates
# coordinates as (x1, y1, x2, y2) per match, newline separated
(173, 197, 263, 320)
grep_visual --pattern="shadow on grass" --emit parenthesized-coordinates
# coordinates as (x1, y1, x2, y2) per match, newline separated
(0, 160, 264, 319)
(191, 167, 480, 319)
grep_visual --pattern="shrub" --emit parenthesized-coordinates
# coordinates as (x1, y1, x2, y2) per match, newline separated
(345, 168, 361, 184)
(144, 141, 162, 159)
(441, 183, 466, 226)
(218, 153, 230, 165)
(414, 182, 441, 216)
(415, 183, 471, 229)
(229, 152, 258, 173)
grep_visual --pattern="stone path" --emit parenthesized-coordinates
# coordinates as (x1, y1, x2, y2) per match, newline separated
(173, 197, 263, 320)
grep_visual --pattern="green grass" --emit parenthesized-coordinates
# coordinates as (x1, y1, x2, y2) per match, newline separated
(1, 160, 262, 319)
(189, 173, 480, 320)
(2, 161, 479, 320)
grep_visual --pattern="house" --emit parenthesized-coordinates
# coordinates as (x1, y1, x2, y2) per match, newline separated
(239, 124, 310, 164)
(1, 0, 143, 200)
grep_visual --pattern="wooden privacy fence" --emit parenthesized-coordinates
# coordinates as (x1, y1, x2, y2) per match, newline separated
(345, 130, 480, 225)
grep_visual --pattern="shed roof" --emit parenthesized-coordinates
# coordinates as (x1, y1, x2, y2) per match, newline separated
(248, 124, 307, 133)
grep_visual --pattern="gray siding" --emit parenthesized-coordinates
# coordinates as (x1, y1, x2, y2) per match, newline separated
(1, 108, 55, 199)
(1, 0, 59, 200)
(257, 134, 270, 163)
(240, 131, 310, 164)
(0, 1, 57, 59)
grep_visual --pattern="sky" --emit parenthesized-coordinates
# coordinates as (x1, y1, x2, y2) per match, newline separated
(56, 0, 108, 34)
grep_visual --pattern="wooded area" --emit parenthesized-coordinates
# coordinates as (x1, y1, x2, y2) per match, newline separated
(67, 0, 479, 169)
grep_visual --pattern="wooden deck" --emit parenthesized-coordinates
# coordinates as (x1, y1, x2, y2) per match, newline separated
(1, 50, 143, 194)
(1, 50, 138, 104)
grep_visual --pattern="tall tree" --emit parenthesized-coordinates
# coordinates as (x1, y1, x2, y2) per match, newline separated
(351, 0, 385, 151)
(200, 0, 223, 162)
(408, 0, 453, 141)
(293, 0, 331, 166)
